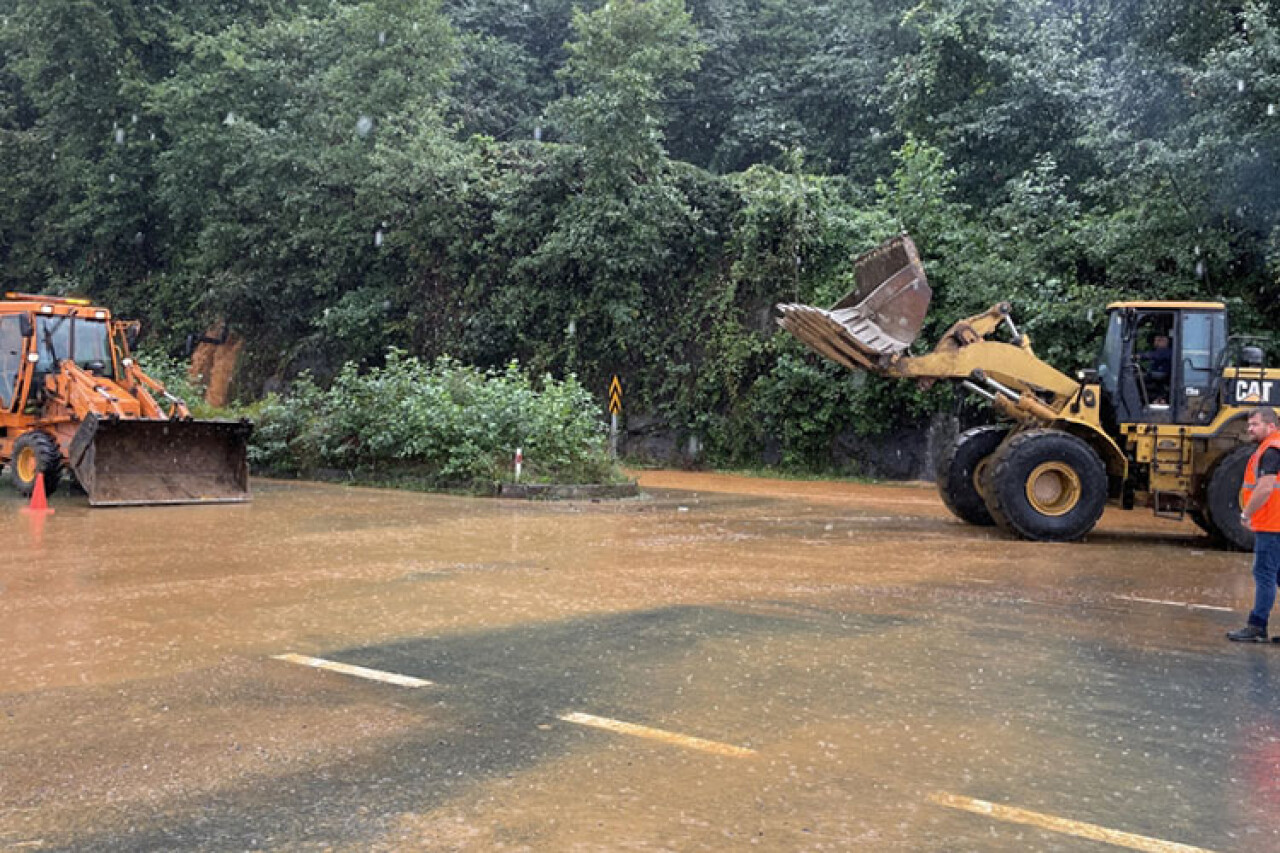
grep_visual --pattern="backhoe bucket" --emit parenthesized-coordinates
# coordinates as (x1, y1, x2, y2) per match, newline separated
(69, 414, 253, 506)
(777, 234, 932, 371)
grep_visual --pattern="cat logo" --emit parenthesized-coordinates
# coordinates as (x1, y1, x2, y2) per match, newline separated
(1236, 379, 1275, 404)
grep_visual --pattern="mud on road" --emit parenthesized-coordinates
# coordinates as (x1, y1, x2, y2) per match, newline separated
(0, 472, 1272, 851)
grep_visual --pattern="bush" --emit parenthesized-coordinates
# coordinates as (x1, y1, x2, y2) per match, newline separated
(247, 349, 617, 488)
(132, 349, 215, 418)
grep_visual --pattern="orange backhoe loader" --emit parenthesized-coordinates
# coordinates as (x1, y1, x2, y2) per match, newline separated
(0, 293, 252, 506)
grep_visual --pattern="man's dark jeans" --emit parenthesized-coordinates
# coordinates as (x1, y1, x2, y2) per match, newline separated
(1249, 531, 1280, 629)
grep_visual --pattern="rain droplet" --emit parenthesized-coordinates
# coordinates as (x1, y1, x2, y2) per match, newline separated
(1195, 260, 1205, 279)
(378, 31, 387, 46)
(1237, 79, 1246, 93)
(108, 173, 116, 184)
(1269, 104, 1276, 117)
(567, 319, 576, 336)
(534, 126, 542, 142)
(356, 115, 374, 137)
(131, 113, 138, 124)
(374, 230, 384, 247)
(114, 127, 125, 145)
(224, 111, 237, 126)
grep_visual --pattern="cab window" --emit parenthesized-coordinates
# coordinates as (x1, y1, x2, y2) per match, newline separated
(0, 315, 23, 409)
(36, 316, 116, 378)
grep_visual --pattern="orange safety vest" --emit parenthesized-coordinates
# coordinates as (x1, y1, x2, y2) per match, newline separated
(1240, 431, 1280, 533)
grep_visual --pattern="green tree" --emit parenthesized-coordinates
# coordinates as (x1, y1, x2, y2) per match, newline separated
(146, 0, 460, 384)
(509, 0, 706, 383)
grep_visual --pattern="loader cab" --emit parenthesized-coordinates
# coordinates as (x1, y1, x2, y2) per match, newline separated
(1095, 302, 1227, 428)
(33, 311, 119, 380)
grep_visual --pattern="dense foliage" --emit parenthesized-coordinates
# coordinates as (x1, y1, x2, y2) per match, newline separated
(247, 350, 614, 487)
(3, 0, 1279, 473)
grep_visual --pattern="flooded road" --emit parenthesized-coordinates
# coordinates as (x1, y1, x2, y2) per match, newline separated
(0, 472, 1273, 851)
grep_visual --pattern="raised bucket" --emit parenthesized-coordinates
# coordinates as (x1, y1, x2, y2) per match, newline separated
(777, 234, 932, 370)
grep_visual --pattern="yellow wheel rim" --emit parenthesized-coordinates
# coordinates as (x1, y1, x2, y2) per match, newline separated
(1025, 462, 1082, 517)
(973, 458, 992, 496)
(15, 446, 38, 484)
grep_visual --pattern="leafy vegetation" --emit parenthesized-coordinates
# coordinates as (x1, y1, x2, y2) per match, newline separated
(247, 350, 615, 488)
(3, 0, 1279, 476)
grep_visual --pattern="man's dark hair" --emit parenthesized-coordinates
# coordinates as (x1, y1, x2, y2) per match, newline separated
(1249, 407, 1279, 426)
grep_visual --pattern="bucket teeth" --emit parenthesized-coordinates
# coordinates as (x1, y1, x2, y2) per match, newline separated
(776, 234, 932, 370)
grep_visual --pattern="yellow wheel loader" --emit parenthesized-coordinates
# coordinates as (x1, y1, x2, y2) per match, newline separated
(777, 235, 1276, 549)
(0, 293, 252, 506)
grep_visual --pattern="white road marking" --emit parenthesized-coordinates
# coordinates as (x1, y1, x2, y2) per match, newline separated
(272, 653, 433, 688)
(559, 712, 756, 757)
(1112, 594, 1233, 613)
(930, 792, 1216, 853)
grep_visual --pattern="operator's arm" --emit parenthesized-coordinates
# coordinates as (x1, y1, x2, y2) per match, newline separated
(1242, 448, 1280, 525)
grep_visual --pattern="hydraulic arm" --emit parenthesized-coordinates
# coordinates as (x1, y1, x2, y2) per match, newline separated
(776, 235, 1081, 424)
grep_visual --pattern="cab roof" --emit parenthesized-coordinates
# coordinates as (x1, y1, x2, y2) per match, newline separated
(1, 292, 111, 318)
(1106, 301, 1226, 311)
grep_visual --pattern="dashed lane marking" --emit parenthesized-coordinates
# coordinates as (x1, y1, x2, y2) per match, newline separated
(272, 653, 433, 688)
(1112, 594, 1233, 613)
(929, 792, 1216, 853)
(559, 712, 756, 757)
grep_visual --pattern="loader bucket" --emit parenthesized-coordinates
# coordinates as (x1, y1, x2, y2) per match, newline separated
(69, 414, 253, 506)
(777, 234, 932, 370)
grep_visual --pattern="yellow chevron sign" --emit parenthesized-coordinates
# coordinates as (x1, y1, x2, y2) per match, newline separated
(609, 376, 622, 415)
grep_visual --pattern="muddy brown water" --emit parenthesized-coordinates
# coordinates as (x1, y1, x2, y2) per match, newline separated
(0, 473, 1272, 851)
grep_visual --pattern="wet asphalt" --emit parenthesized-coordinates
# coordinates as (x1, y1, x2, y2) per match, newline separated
(0, 473, 1275, 851)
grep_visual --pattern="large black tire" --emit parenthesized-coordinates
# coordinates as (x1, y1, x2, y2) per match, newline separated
(1203, 444, 1255, 552)
(1188, 508, 1216, 538)
(982, 429, 1108, 542)
(10, 430, 62, 497)
(937, 425, 1009, 526)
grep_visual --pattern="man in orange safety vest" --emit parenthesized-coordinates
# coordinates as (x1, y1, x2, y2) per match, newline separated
(1228, 407, 1280, 642)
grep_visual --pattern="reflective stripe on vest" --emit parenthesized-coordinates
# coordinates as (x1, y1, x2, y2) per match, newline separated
(1240, 432, 1280, 533)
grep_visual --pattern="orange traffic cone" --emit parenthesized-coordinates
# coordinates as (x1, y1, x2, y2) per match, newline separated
(22, 472, 54, 515)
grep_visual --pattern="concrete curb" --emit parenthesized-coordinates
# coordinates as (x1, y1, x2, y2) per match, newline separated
(497, 481, 641, 500)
